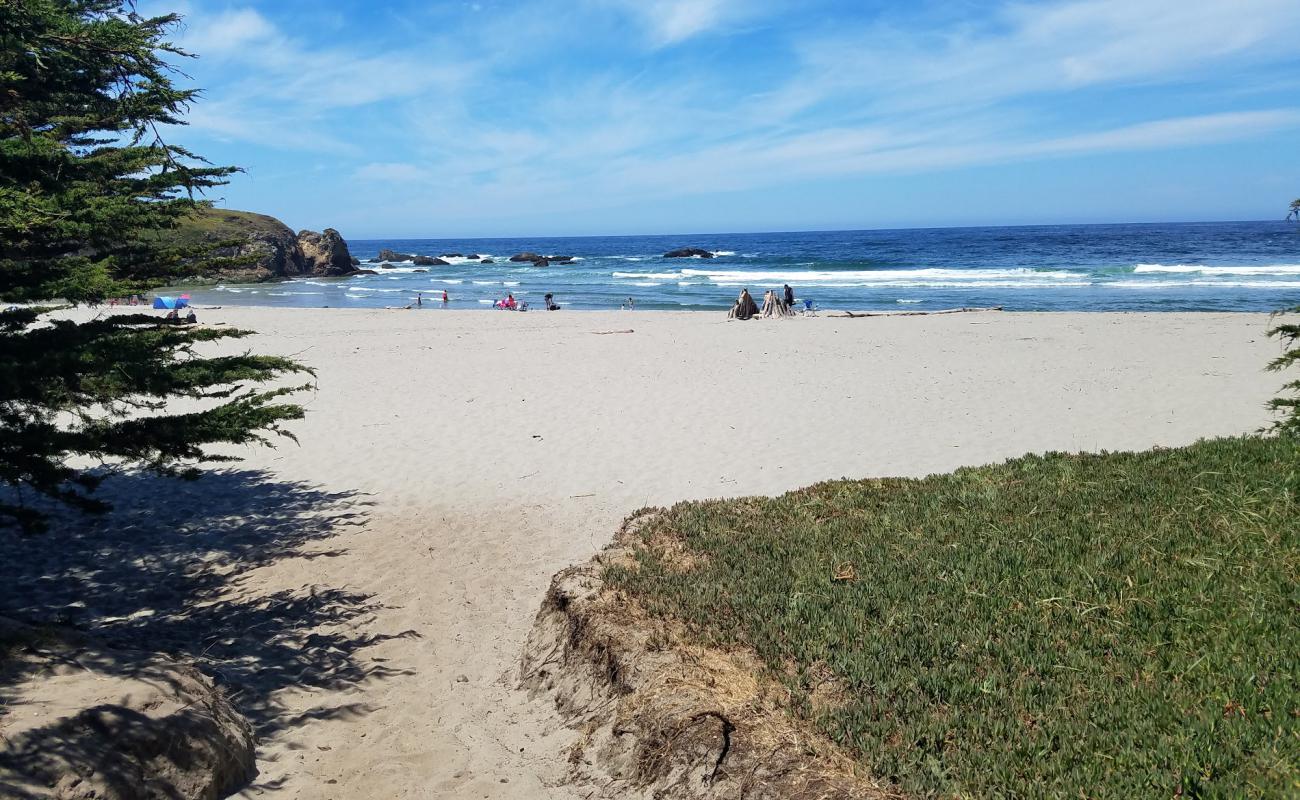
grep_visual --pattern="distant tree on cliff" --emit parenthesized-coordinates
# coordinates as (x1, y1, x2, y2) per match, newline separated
(0, 1, 310, 531)
(1288, 199, 1300, 223)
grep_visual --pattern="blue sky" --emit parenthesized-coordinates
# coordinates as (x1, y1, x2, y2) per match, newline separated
(147, 0, 1300, 238)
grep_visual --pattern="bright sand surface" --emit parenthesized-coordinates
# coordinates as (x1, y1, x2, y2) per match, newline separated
(51, 308, 1288, 797)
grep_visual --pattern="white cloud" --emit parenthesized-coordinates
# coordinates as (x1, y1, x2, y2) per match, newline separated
(179, 8, 275, 57)
(773, 0, 1300, 118)
(602, 0, 749, 46)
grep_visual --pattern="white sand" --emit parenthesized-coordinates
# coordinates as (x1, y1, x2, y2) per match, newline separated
(54, 309, 1292, 797)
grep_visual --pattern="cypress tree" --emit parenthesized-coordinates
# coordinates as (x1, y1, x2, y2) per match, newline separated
(1, 0, 310, 532)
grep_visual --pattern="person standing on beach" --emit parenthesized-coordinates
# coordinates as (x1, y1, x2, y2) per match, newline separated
(783, 284, 794, 309)
(416, 292, 423, 307)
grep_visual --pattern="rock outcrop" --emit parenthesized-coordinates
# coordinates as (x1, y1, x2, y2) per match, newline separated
(510, 252, 575, 266)
(663, 247, 714, 259)
(297, 228, 355, 276)
(169, 209, 358, 281)
(413, 255, 449, 266)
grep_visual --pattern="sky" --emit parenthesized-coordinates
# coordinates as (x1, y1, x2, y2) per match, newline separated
(143, 0, 1300, 238)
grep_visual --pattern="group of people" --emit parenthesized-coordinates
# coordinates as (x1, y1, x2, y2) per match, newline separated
(493, 292, 562, 311)
(728, 283, 803, 320)
(409, 289, 562, 311)
(163, 308, 197, 324)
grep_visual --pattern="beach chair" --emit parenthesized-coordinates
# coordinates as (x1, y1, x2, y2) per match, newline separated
(802, 299, 817, 316)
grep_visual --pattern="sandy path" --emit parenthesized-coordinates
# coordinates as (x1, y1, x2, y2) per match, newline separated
(47, 309, 1288, 798)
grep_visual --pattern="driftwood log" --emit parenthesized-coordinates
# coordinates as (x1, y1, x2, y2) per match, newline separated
(828, 306, 1003, 318)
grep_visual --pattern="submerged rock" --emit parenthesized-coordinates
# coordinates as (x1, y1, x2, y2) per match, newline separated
(663, 247, 714, 259)
(509, 252, 543, 263)
(412, 255, 450, 266)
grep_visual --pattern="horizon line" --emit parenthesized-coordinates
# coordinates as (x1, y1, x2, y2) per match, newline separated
(338, 218, 1294, 242)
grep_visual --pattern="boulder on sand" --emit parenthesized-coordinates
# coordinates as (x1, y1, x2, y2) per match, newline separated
(664, 247, 714, 259)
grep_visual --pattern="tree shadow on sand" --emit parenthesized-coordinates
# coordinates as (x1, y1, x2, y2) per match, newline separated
(0, 469, 416, 794)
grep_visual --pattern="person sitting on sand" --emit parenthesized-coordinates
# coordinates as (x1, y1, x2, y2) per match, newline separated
(727, 288, 759, 320)
(504, 293, 517, 310)
(544, 292, 561, 311)
(164, 308, 179, 323)
(184, 309, 197, 324)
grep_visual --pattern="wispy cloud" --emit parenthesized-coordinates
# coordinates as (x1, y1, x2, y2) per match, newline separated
(153, 0, 1300, 232)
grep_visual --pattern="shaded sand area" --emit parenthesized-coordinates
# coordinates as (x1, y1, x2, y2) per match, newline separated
(1, 308, 1283, 798)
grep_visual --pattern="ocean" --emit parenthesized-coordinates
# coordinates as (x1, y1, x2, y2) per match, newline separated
(183, 221, 1300, 312)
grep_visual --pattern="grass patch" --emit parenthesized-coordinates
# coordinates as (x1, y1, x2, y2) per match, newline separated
(167, 208, 289, 245)
(605, 436, 1299, 798)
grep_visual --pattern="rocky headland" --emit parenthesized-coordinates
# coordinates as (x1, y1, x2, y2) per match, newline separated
(171, 208, 361, 282)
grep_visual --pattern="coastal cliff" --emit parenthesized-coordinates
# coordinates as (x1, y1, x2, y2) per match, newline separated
(171, 208, 358, 282)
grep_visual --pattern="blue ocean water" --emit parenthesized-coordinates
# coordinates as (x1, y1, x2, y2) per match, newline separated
(186, 221, 1300, 312)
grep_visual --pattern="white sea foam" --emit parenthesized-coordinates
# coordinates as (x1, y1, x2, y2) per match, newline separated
(612, 271, 679, 279)
(472, 280, 497, 285)
(681, 267, 1083, 284)
(432, 278, 463, 284)
(632, 282, 663, 287)
(896, 299, 923, 304)
(503, 281, 520, 286)
(1133, 263, 1300, 276)
(477, 299, 495, 304)
(711, 250, 736, 256)
(713, 280, 1092, 289)
(1106, 279, 1300, 289)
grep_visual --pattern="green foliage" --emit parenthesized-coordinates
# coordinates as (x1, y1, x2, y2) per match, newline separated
(607, 437, 1300, 798)
(1288, 199, 1300, 223)
(0, 1, 309, 531)
(1267, 307, 1300, 436)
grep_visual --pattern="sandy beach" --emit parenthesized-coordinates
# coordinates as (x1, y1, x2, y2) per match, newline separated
(7, 308, 1285, 798)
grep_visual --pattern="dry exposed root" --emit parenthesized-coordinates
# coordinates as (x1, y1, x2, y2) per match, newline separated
(520, 516, 896, 800)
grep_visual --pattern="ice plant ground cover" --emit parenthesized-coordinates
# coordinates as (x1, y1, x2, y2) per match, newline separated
(605, 436, 1298, 798)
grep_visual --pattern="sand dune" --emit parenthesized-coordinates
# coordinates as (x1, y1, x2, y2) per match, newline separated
(7, 308, 1284, 798)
